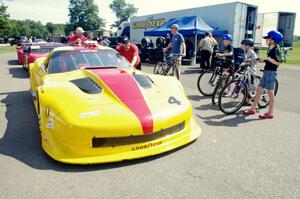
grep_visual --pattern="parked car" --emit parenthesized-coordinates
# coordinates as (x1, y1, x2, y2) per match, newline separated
(29, 45, 201, 164)
(22, 42, 65, 70)
(10, 36, 28, 46)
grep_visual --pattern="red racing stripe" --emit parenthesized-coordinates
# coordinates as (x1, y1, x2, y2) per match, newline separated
(89, 68, 153, 134)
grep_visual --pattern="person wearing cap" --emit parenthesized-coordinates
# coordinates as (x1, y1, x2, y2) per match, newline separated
(216, 34, 233, 59)
(116, 37, 141, 70)
(243, 30, 283, 119)
(198, 31, 217, 69)
(216, 34, 234, 68)
(163, 24, 186, 79)
(68, 27, 86, 45)
(240, 38, 257, 106)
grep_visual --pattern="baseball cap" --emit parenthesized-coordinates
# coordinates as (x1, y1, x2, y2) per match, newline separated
(171, 24, 179, 30)
(121, 36, 130, 44)
(76, 27, 84, 34)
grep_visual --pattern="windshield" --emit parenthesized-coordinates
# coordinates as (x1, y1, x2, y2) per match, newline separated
(47, 49, 131, 74)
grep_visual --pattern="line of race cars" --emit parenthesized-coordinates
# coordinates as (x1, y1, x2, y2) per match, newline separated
(16, 42, 64, 70)
(14, 41, 202, 164)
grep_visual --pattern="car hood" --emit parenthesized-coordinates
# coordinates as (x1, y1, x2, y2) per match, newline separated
(41, 68, 192, 135)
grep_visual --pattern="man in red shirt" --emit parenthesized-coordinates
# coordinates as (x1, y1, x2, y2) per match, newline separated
(116, 37, 141, 70)
(68, 27, 86, 46)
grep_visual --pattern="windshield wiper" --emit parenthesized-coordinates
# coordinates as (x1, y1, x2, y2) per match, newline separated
(85, 66, 118, 69)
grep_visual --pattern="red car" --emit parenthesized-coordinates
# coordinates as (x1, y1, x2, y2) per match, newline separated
(21, 43, 64, 70)
(16, 42, 47, 65)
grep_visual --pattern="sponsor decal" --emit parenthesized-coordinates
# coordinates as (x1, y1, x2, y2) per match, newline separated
(80, 111, 101, 118)
(132, 17, 166, 30)
(131, 141, 163, 151)
(80, 49, 98, 53)
(46, 118, 54, 129)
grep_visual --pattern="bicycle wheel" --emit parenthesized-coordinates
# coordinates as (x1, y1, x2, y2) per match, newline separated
(173, 65, 180, 80)
(218, 80, 248, 114)
(153, 62, 160, 74)
(154, 62, 166, 75)
(197, 71, 219, 96)
(212, 74, 233, 105)
(258, 79, 279, 108)
(211, 82, 222, 105)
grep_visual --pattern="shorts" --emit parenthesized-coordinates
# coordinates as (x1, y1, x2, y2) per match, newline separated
(258, 70, 277, 90)
(172, 55, 182, 66)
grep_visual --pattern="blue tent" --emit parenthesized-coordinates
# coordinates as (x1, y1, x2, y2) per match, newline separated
(144, 16, 227, 36)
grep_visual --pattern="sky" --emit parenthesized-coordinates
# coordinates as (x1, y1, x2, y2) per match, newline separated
(4, 0, 300, 34)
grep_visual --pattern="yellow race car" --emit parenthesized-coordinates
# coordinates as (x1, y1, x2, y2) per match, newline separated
(29, 45, 201, 164)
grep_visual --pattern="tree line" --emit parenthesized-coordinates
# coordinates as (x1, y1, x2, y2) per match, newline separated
(0, 0, 138, 39)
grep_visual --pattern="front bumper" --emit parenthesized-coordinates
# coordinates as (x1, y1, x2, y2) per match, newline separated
(42, 117, 201, 164)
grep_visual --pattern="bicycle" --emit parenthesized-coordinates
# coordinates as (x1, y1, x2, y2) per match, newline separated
(153, 53, 181, 80)
(218, 62, 267, 114)
(211, 53, 249, 105)
(197, 55, 233, 96)
(153, 51, 171, 74)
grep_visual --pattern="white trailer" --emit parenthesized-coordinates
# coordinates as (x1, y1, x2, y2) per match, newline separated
(126, 2, 258, 47)
(255, 12, 296, 47)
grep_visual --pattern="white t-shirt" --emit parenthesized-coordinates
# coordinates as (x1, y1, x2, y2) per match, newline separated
(244, 49, 257, 72)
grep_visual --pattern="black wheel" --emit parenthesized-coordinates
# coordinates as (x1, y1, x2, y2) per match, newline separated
(211, 74, 233, 105)
(218, 80, 248, 114)
(197, 71, 219, 96)
(153, 62, 166, 75)
(173, 66, 180, 80)
(211, 82, 221, 105)
(273, 79, 279, 96)
(153, 62, 161, 74)
(258, 79, 279, 108)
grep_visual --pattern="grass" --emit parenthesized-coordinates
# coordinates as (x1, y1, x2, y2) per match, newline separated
(259, 40, 300, 66)
(285, 40, 300, 65)
(0, 45, 17, 54)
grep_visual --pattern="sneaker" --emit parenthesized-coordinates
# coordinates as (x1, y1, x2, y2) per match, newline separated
(259, 113, 274, 119)
(243, 109, 256, 116)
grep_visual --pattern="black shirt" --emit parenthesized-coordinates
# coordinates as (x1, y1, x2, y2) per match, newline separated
(265, 45, 281, 71)
(224, 44, 233, 60)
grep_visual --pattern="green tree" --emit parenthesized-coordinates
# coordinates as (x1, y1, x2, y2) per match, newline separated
(66, 0, 105, 33)
(109, 0, 138, 28)
(46, 22, 65, 35)
(0, 3, 9, 37)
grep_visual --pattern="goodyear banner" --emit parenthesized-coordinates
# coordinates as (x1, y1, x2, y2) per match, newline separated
(133, 17, 166, 30)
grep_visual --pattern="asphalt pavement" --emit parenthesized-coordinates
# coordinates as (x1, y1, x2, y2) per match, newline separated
(0, 53, 299, 199)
